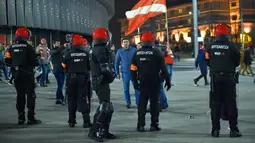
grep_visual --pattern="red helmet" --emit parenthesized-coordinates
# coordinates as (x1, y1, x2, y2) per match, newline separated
(83, 38, 88, 47)
(92, 28, 110, 46)
(140, 32, 155, 46)
(15, 27, 30, 39)
(215, 24, 231, 36)
(92, 28, 109, 40)
(72, 34, 83, 46)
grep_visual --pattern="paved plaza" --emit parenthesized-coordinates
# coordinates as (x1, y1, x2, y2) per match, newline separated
(0, 62, 255, 143)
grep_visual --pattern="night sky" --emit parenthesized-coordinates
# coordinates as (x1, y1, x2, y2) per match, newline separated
(109, 0, 192, 48)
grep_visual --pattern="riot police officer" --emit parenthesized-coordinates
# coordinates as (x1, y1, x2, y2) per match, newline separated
(206, 24, 242, 138)
(88, 28, 116, 142)
(130, 32, 171, 132)
(62, 34, 91, 128)
(5, 27, 41, 125)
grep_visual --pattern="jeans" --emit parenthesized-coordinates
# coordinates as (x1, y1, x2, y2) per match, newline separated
(46, 63, 51, 82)
(165, 64, 173, 81)
(54, 70, 65, 100)
(40, 64, 48, 85)
(122, 72, 140, 105)
(160, 82, 168, 109)
(0, 63, 8, 80)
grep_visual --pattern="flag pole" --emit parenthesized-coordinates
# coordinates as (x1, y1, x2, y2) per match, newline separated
(165, 9, 169, 44)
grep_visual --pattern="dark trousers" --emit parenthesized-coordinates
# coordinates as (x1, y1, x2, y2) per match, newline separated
(14, 72, 36, 120)
(138, 83, 160, 127)
(66, 74, 90, 123)
(92, 78, 113, 131)
(53, 70, 65, 100)
(195, 74, 208, 84)
(210, 73, 238, 130)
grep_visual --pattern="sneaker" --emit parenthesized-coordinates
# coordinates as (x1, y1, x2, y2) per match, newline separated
(193, 79, 198, 86)
(126, 104, 131, 109)
(55, 100, 62, 105)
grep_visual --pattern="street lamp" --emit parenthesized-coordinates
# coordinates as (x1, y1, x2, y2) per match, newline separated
(191, 0, 200, 59)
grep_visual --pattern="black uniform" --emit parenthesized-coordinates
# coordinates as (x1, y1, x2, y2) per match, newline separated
(88, 44, 115, 141)
(5, 39, 40, 125)
(206, 37, 241, 137)
(130, 47, 170, 131)
(62, 45, 91, 127)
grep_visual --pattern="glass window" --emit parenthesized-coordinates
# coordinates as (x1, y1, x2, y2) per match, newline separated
(188, 19, 192, 24)
(231, 2, 237, 7)
(178, 8, 183, 14)
(170, 10, 175, 15)
(204, 2, 210, 9)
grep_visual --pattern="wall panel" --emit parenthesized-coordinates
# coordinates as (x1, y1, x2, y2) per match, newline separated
(24, 0, 33, 27)
(33, 0, 41, 28)
(7, 0, 16, 26)
(0, 0, 7, 25)
(54, 0, 61, 30)
(16, 0, 25, 26)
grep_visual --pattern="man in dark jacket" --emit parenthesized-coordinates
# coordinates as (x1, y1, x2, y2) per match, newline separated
(50, 40, 65, 104)
(193, 44, 209, 86)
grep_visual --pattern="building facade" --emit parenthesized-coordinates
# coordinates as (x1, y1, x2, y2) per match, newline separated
(0, 0, 114, 48)
(119, 0, 255, 50)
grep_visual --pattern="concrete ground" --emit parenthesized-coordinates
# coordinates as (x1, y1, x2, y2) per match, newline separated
(0, 68, 255, 143)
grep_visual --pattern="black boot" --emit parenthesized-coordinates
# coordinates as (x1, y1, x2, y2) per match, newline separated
(88, 125, 104, 142)
(102, 121, 116, 139)
(137, 126, 145, 132)
(150, 125, 161, 131)
(68, 114, 76, 128)
(230, 128, 242, 138)
(211, 129, 220, 137)
(18, 112, 25, 125)
(83, 115, 91, 128)
(27, 111, 41, 125)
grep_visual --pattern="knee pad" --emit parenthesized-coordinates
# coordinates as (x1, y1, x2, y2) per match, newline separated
(99, 101, 114, 114)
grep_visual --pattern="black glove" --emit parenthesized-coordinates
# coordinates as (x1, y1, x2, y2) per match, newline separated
(164, 79, 171, 91)
(133, 81, 140, 90)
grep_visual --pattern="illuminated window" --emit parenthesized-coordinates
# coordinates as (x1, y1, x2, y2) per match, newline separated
(188, 19, 192, 24)
(178, 8, 183, 14)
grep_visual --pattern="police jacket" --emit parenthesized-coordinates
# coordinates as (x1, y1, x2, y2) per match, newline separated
(90, 44, 113, 78)
(62, 45, 90, 75)
(50, 46, 65, 72)
(130, 46, 169, 85)
(206, 38, 240, 73)
(5, 39, 38, 75)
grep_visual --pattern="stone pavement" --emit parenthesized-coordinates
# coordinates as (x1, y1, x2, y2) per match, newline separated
(0, 70, 255, 143)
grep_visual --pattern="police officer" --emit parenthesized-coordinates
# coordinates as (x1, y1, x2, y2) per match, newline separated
(130, 32, 171, 132)
(5, 27, 41, 125)
(62, 34, 91, 128)
(88, 28, 116, 142)
(206, 24, 242, 138)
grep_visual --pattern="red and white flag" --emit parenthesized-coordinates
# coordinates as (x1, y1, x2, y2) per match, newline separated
(125, 0, 167, 36)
